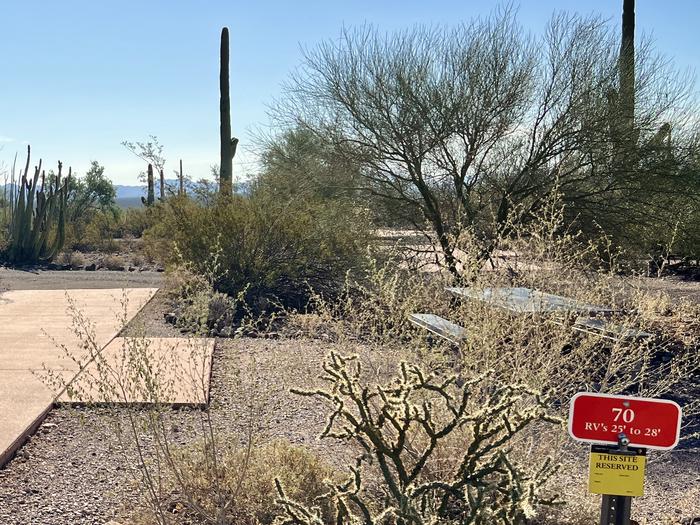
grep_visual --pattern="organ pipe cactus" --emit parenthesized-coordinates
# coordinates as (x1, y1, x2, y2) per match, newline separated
(7, 145, 70, 264)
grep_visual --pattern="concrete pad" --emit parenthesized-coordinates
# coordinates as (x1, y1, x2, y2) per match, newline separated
(0, 370, 53, 466)
(61, 337, 215, 407)
(0, 289, 157, 370)
(0, 288, 158, 467)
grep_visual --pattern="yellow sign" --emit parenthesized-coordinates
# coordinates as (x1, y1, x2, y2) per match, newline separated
(588, 451, 646, 496)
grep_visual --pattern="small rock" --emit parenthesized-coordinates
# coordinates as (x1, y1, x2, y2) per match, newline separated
(41, 422, 57, 433)
(85, 263, 97, 271)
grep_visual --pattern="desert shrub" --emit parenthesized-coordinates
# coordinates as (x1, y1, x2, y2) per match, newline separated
(0, 227, 7, 253)
(145, 192, 370, 314)
(56, 250, 86, 269)
(131, 252, 145, 268)
(137, 440, 338, 525)
(100, 254, 125, 270)
(66, 209, 120, 252)
(164, 262, 250, 336)
(285, 194, 699, 442)
(117, 206, 159, 238)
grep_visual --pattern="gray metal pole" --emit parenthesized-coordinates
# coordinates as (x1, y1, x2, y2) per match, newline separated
(599, 433, 632, 525)
(600, 494, 631, 524)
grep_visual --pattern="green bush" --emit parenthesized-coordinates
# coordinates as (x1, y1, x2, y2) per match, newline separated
(66, 209, 119, 252)
(116, 207, 159, 238)
(65, 205, 161, 252)
(146, 192, 370, 313)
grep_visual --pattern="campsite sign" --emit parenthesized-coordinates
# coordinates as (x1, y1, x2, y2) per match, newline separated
(569, 392, 682, 450)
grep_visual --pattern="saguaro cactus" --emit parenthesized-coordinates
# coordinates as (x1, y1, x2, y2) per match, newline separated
(159, 168, 165, 201)
(8, 145, 70, 263)
(142, 164, 155, 206)
(620, 0, 635, 131)
(179, 159, 185, 196)
(219, 26, 238, 196)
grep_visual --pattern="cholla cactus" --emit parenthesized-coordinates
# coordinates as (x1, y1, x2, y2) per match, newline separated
(275, 352, 562, 525)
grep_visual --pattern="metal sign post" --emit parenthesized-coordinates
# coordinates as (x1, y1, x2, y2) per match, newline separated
(568, 392, 683, 525)
(597, 434, 636, 525)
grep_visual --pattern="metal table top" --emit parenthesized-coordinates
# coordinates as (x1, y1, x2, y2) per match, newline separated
(445, 286, 614, 315)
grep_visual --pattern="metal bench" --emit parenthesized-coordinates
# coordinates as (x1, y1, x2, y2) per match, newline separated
(572, 317, 653, 341)
(408, 313, 467, 344)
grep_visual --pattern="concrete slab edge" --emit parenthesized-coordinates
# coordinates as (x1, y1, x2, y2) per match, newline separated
(0, 401, 53, 469)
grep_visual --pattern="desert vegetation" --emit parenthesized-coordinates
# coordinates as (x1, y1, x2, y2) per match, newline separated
(1, 1, 699, 524)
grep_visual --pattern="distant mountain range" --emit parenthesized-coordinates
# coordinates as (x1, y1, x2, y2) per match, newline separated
(115, 179, 196, 208)
(2, 179, 252, 209)
(115, 179, 252, 208)
(115, 178, 192, 198)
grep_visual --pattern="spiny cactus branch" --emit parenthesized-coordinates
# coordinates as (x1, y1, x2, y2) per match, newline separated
(280, 351, 562, 524)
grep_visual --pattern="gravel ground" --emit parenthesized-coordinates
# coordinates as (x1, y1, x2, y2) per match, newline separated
(0, 332, 698, 524)
(0, 267, 164, 292)
(0, 269, 698, 524)
(0, 337, 348, 525)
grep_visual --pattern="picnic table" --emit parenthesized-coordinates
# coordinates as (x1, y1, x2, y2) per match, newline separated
(445, 286, 615, 316)
(409, 286, 651, 344)
(408, 313, 467, 343)
(444, 286, 650, 341)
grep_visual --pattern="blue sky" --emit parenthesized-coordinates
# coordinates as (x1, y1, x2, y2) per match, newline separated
(1, 1, 698, 185)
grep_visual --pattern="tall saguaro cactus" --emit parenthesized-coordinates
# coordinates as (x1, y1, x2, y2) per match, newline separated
(159, 168, 166, 201)
(619, 0, 635, 133)
(219, 26, 238, 196)
(142, 164, 155, 206)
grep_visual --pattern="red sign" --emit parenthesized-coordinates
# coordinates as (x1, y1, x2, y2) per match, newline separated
(569, 392, 682, 450)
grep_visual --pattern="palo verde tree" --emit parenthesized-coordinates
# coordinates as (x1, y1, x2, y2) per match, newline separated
(277, 8, 700, 275)
(121, 135, 172, 199)
(257, 126, 364, 204)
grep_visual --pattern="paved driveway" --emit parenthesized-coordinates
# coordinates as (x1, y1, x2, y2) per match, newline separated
(0, 288, 157, 466)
